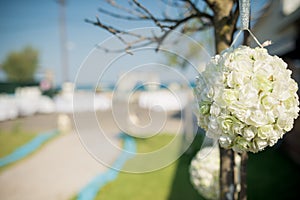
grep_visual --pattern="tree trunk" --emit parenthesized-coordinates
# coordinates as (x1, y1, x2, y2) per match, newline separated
(210, 1, 238, 200)
(219, 147, 235, 200)
(237, 28, 250, 200)
(212, 0, 236, 54)
(238, 152, 248, 200)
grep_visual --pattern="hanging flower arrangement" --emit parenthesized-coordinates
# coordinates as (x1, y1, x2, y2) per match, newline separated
(195, 45, 299, 153)
(190, 147, 220, 200)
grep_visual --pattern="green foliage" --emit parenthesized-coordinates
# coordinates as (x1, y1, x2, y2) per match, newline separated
(1, 46, 39, 82)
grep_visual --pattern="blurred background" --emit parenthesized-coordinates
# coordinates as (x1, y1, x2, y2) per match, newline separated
(0, 0, 299, 200)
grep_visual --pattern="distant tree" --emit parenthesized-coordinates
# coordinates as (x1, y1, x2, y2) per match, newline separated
(1, 46, 39, 82)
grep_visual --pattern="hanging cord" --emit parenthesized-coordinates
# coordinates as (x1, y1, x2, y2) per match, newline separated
(239, 0, 250, 30)
(230, 0, 264, 48)
(230, 29, 264, 48)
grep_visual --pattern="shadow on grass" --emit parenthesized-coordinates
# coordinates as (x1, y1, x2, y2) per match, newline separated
(167, 131, 300, 200)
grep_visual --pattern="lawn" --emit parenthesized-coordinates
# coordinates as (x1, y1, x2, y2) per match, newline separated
(95, 133, 205, 200)
(0, 125, 38, 173)
(0, 129, 37, 158)
(93, 131, 300, 200)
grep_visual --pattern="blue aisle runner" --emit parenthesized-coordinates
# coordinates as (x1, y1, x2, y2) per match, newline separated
(77, 133, 136, 200)
(0, 130, 59, 167)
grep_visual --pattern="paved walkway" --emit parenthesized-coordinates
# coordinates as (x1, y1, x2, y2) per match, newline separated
(0, 131, 120, 200)
(0, 106, 184, 200)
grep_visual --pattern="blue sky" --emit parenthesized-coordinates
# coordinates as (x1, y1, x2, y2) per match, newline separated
(0, 0, 268, 85)
(0, 0, 183, 85)
(0, 0, 114, 84)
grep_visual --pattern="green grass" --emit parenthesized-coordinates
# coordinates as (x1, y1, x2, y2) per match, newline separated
(94, 133, 205, 200)
(133, 134, 175, 153)
(92, 132, 300, 200)
(0, 129, 37, 158)
(0, 125, 60, 173)
(0, 128, 38, 173)
(96, 163, 177, 200)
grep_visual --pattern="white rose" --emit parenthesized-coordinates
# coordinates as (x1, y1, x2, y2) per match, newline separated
(218, 115, 234, 134)
(253, 137, 268, 151)
(230, 60, 253, 72)
(288, 79, 298, 94)
(272, 80, 292, 101)
(232, 119, 245, 135)
(246, 109, 269, 127)
(227, 70, 250, 88)
(232, 46, 254, 63)
(265, 110, 276, 124)
(219, 136, 233, 148)
(277, 114, 295, 132)
(199, 101, 211, 115)
(210, 102, 221, 116)
(230, 106, 251, 123)
(283, 96, 299, 112)
(220, 89, 239, 105)
(206, 116, 221, 138)
(273, 125, 285, 139)
(273, 68, 291, 84)
(208, 116, 219, 130)
(261, 95, 278, 110)
(238, 83, 259, 109)
(198, 115, 209, 130)
(232, 136, 250, 152)
(253, 60, 274, 78)
(252, 74, 273, 93)
(268, 135, 278, 147)
(253, 47, 269, 61)
(242, 126, 256, 141)
(270, 56, 288, 70)
(257, 125, 273, 140)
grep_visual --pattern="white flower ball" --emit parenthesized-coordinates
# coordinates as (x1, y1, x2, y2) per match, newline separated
(190, 147, 220, 200)
(195, 45, 299, 153)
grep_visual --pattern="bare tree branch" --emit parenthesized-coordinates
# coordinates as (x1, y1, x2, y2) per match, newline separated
(100, 1, 213, 26)
(87, 12, 205, 54)
(97, 7, 145, 21)
(104, 0, 144, 17)
(85, 16, 150, 49)
(86, 0, 215, 54)
(84, 0, 217, 57)
(181, 22, 212, 34)
(97, 7, 183, 23)
(160, 0, 183, 8)
(90, 0, 242, 55)
(131, 0, 167, 30)
(183, 0, 213, 20)
(95, 39, 156, 55)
